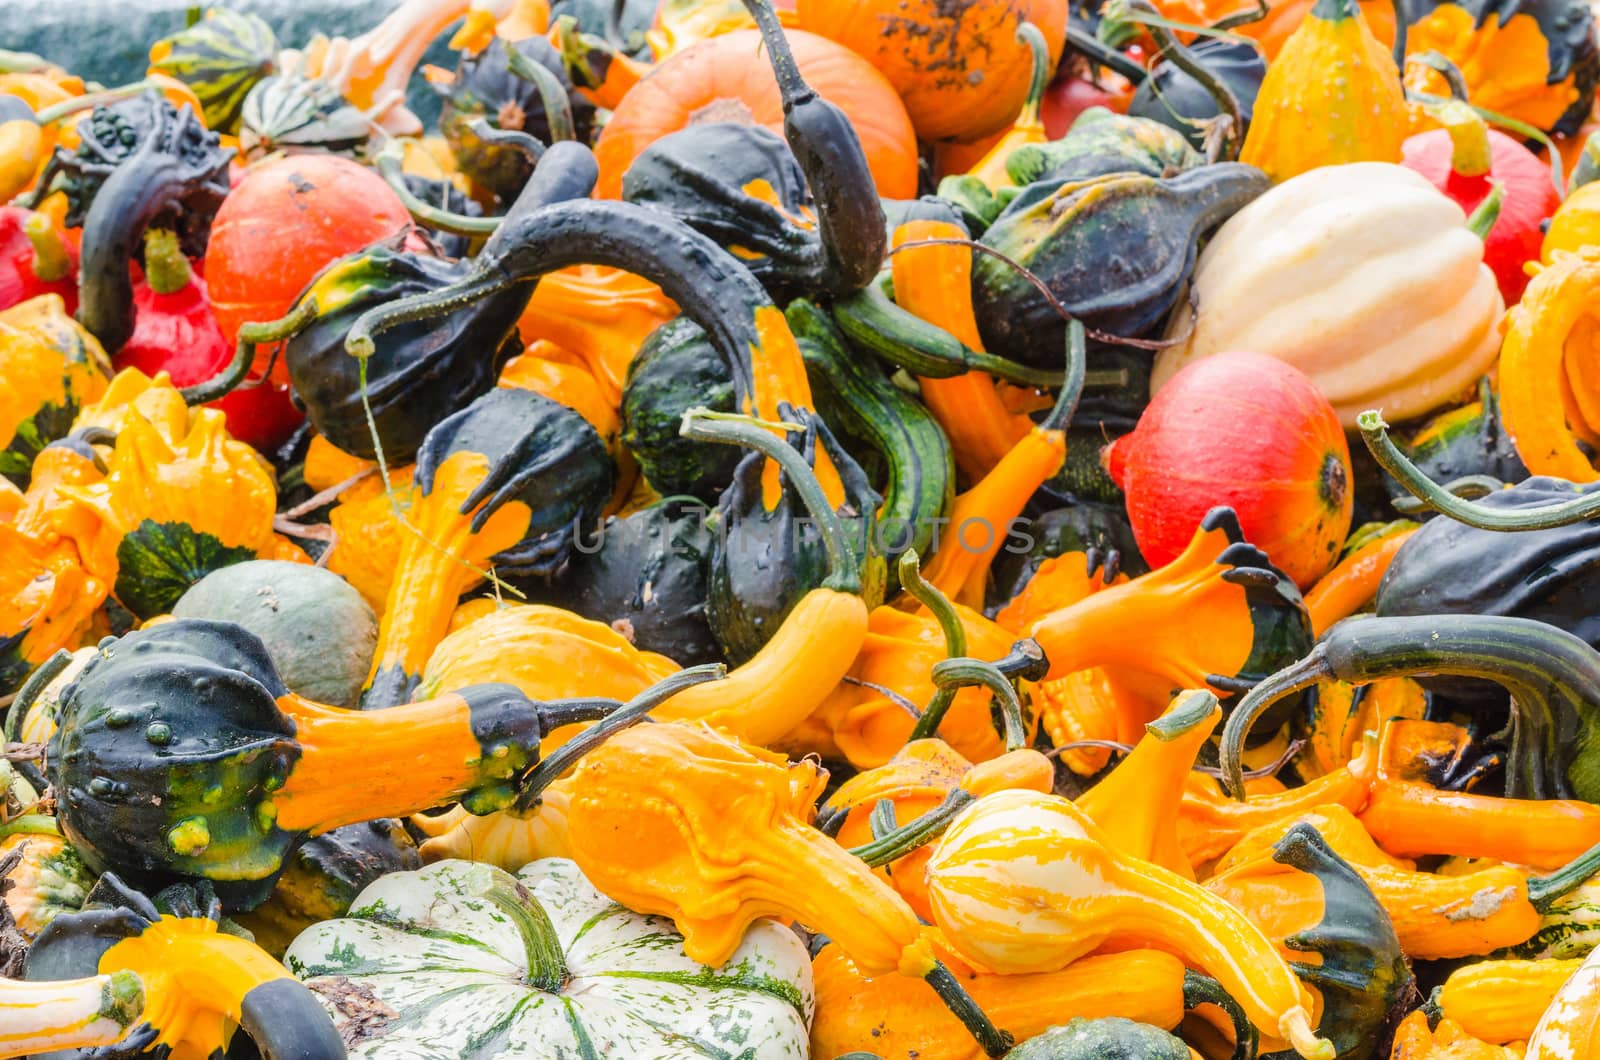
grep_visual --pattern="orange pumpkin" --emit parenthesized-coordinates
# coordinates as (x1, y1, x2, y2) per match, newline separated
(593, 28, 918, 199)
(1154, 0, 1396, 58)
(793, 0, 1069, 144)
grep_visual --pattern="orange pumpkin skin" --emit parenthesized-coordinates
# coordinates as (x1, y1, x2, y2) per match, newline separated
(793, 0, 1067, 144)
(593, 28, 918, 199)
(1154, 0, 1396, 58)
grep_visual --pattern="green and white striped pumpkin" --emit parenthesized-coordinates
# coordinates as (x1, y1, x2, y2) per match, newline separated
(283, 857, 814, 1058)
(148, 7, 278, 134)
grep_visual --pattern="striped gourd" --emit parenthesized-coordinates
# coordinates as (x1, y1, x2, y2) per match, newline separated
(1526, 944, 1600, 1058)
(148, 8, 278, 134)
(285, 857, 813, 1059)
(1497, 877, 1600, 961)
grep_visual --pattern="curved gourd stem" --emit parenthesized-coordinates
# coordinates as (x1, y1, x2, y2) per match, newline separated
(1128, 0, 1243, 158)
(373, 140, 499, 235)
(1064, 25, 1151, 84)
(902, 549, 968, 742)
(923, 962, 1014, 1057)
(848, 788, 976, 867)
(1218, 648, 1339, 799)
(1387, 474, 1504, 515)
(1041, 319, 1088, 433)
(22, 213, 70, 282)
(345, 276, 516, 359)
(1210, 0, 1269, 30)
(1184, 970, 1260, 1060)
(680, 409, 860, 592)
(467, 117, 547, 165)
(1016, 24, 1050, 128)
(179, 299, 318, 405)
(503, 45, 575, 144)
(516, 663, 725, 807)
(1465, 181, 1504, 239)
(1360, 410, 1600, 529)
(931, 657, 1029, 751)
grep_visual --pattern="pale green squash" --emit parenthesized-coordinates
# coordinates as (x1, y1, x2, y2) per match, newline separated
(283, 857, 814, 1059)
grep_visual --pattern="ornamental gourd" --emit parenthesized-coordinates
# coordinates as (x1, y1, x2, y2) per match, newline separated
(0, 294, 108, 488)
(1524, 931, 1600, 1057)
(1238, 0, 1407, 183)
(285, 858, 813, 1059)
(1155, 163, 1504, 427)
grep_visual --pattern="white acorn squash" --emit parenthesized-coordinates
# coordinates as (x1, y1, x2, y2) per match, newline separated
(283, 857, 814, 1059)
(1154, 162, 1505, 427)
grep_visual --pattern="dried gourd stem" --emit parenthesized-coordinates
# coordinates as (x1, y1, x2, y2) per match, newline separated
(1218, 650, 1332, 798)
(181, 299, 318, 405)
(467, 117, 546, 165)
(372, 140, 498, 235)
(1053, 737, 1306, 782)
(839, 675, 923, 719)
(900, 549, 967, 741)
(279, 468, 379, 520)
(1128, 0, 1243, 158)
(1209, 0, 1269, 31)
(1405, 56, 1565, 197)
(886, 238, 1194, 350)
(1063, 25, 1150, 85)
(848, 788, 977, 867)
(1361, 410, 1600, 528)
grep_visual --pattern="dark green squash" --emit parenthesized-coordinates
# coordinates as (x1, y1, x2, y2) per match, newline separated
(987, 500, 1146, 614)
(172, 560, 379, 709)
(526, 498, 722, 666)
(620, 317, 741, 503)
(1004, 1017, 1189, 1059)
(29, 92, 232, 354)
(238, 73, 371, 159)
(25, 874, 344, 1060)
(707, 417, 883, 665)
(1381, 384, 1529, 516)
(550, 0, 655, 57)
(1376, 476, 1600, 659)
(282, 236, 529, 464)
(437, 35, 595, 204)
(973, 163, 1269, 368)
(1254, 824, 1411, 1060)
(1003, 107, 1205, 187)
(46, 618, 713, 909)
(1218, 613, 1600, 803)
(113, 519, 256, 620)
(1128, 39, 1267, 150)
(788, 297, 954, 578)
(147, 7, 279, 135)
(231, 819, 421, 958)
(621, 122, 826, 298)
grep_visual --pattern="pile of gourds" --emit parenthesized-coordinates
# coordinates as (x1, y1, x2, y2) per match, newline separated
(5, 0, 1600, 1055)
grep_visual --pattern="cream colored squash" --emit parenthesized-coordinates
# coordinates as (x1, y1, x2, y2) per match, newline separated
(1154, 162, 1504, 427)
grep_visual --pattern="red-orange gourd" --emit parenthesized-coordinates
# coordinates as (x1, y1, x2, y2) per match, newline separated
(204, 155, 411, 383)
(593, 28, 918, 199)
(1106, 351, 1353, 589)
(793, 0, 1069, 144)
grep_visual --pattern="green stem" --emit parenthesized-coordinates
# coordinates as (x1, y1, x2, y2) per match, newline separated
(504, 47, 575, 143)
(1408, 78, 1565, 199)
(345, 275, 515, 360)
(869, 798, 897, 840)
(924, 962, 1012, 1057)
(484, 879, 569, 993)
(0, 815, 59, 839)
(516, 663, 725, 807)
(1465, 181, 1504, 240)
(848, 789, 975, 867)
(1528, 840, 1600, 912)
(901, 549, 968, 744)
(466, 117, 546, 165)
(1360, 410, 1600, 530)
(32, 80, 160, 126)
(931, 658, 1028, 752)
(180, 299, 318, 405)
(23, 213, 69, 282)
(1218, 650, 1332, 799)
(1132, 0, 1243, 158)
(1065, 25, 1150, 85)
(1040, 319, 1087, 432)
(141, 226, 192, 295)
(373, 140, 499, 236)
(1210, 0, 1269, 31)
(680, 409, 862, 593)
(1388, 473, 1504, 516)
(0, 50, 52, 75)
(1016, 23, 1050, 125)
(1147, 689, 1220, 741)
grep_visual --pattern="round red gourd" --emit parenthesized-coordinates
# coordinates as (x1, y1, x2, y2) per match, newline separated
(1105, 351, 1353, 589)
(1402, 122, 1560, 305)
(115, 246, 304, 453)
(205, 155, 410, 383)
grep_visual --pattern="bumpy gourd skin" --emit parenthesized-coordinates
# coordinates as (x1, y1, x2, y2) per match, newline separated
(47, 620, 549, 910)
(924, 788, 1335, 1059)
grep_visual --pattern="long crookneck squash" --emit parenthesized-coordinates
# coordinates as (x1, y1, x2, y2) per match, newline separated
(24, 873, 343, 1060)
(45, 616, 721, 910)
(1219, 613, 1600, 802)
(922, 788, 1337, 1059)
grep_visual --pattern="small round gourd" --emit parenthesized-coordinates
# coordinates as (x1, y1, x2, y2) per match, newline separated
(1005, 1017, 1190, 1059)
(172, 560, 377, 708)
